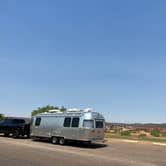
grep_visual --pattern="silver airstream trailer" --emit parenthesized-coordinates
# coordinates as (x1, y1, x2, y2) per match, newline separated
(31, 108, 105, 145)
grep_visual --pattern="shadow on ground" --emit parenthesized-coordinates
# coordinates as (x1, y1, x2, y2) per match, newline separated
(0, 134, 107, 149)
(32, 138, 107, 149)
(0, 134, 30, 139)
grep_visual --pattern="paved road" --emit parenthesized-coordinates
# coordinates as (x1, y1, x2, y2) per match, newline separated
(0, 137, 166, 166)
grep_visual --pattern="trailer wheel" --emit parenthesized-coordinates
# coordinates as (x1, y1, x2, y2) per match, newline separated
(51, 137, 58, 144)
(59, 138, 65, 145)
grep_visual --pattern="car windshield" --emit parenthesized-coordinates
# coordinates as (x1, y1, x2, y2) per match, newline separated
(83, 120, 94, 128)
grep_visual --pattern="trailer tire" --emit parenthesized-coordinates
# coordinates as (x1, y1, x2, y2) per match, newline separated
(59, 137, 65, 145)
(51, 137, 58, 144)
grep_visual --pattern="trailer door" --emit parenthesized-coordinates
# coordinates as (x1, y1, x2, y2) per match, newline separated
(32, 117, 42, 137)
(70, 117, 80, 140)
(95, 119, 105, 140)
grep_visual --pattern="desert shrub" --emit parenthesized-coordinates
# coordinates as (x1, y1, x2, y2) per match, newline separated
(138, 134, 147, 138)
(105, 129, 111, 133)
(150, 130, 160, 137)
(120, 130, 131, 136)
(105, 129, 119, 134)
(111, 130, 119, 134)
(161, 132, 166, 137)
(131, 130, 137, 133)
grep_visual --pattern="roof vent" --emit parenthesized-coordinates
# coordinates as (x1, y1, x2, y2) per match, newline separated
(84, 108, 93, 113)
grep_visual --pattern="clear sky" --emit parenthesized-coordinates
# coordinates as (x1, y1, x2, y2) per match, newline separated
(0, 0, 166, 123)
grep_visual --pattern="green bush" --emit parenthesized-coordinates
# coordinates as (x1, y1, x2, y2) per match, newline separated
(120, 130, 131, 136)
(150, 130, 161, 137)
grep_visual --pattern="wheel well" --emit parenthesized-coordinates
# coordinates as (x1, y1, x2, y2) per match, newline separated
(51, 136, 64, 139)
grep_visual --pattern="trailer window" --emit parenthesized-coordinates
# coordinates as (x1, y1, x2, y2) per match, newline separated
(72, 118, 79, 127)
(83, 120, 94, 128)
(64, 117, 71, 127)
(35, 118, 41, 126)
(95, 120, 104, 128)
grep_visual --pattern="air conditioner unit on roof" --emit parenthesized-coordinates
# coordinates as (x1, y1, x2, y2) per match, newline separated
(48, 110, 61, 113)
(67, 108, 81, 112)
(84, 108, 93, 113)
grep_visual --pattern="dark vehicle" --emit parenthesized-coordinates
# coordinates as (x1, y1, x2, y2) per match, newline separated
(0, 118, 30, 138)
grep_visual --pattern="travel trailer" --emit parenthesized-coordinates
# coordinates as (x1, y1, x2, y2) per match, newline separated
(31, 108, 105, 145)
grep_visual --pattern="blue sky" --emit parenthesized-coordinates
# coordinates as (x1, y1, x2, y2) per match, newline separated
(0, 0, 166, 123)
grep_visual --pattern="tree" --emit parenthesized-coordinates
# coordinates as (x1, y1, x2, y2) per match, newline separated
(31, 105, 66, 116)
(0, 113, 4, 120)
(60, 106, 66, 112)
